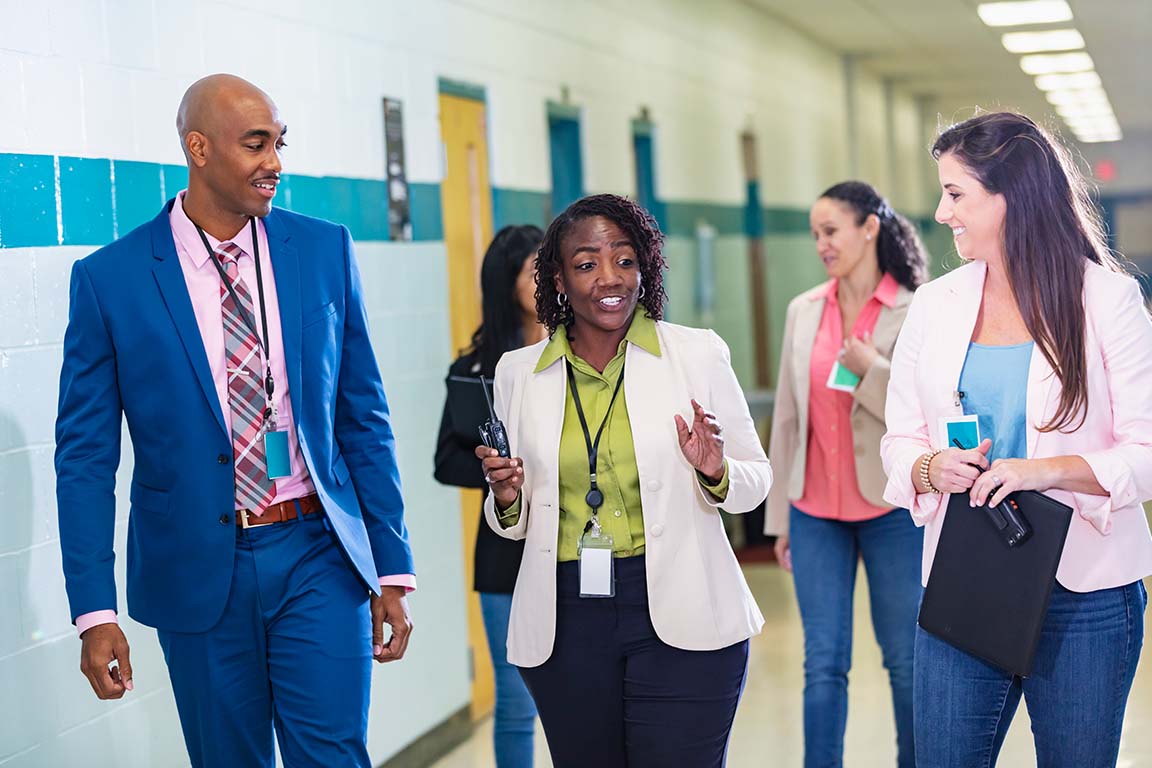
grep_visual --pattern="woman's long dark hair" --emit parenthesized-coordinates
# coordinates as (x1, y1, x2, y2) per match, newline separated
(932, 111, 1123, 432)
(819, 180, 929, 291)
(535, 194, 667, 335)
(469, 224, 544, 377)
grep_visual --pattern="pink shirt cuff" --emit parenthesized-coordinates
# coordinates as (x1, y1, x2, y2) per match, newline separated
(378, 574, 416, 593)
(75, 610, 118, 637)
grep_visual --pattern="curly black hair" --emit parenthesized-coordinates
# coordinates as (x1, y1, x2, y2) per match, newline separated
(535, 194, 667, 334)
(820, 181, 929, 291)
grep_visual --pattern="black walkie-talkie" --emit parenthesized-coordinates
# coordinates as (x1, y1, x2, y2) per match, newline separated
(952, 439, 1033, 548)
(477, 376, 511, 458)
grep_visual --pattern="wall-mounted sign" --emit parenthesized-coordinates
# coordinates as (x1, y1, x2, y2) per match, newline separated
(383, 97, 411, 241)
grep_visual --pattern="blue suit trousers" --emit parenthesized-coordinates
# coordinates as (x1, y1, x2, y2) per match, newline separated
(157, 513, 372, 767)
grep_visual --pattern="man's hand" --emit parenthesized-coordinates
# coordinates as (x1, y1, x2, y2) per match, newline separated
(371, 586, 412, 663)
(80, 623, 133, 699)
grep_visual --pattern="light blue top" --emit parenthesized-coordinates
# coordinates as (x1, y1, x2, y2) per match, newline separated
(958, 342, 1034, 462)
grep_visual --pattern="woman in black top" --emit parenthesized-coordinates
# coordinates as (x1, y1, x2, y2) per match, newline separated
(435, 224, 546, 767)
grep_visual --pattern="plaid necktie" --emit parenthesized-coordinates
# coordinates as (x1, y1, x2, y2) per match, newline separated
(217, 242, 276, 514)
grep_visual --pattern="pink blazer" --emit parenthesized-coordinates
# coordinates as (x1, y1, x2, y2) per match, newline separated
(881, 259, 1152, 592)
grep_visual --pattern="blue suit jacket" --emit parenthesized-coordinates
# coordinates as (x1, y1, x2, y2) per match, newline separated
(55, 202, 413, 633)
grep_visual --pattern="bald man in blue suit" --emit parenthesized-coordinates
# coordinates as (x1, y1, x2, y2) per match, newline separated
(55, 74, 414, 767)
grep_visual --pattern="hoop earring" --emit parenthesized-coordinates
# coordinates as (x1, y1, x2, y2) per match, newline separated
(638, 283, 646, 301)
(557, 292, 568, 307)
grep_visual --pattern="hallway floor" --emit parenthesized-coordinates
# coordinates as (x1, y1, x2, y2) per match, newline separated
(433, 564, 1152, 767)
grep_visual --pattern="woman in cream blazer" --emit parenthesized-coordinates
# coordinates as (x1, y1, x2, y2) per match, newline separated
(766, 181, 928, 768)
(478, 194, 770, 768)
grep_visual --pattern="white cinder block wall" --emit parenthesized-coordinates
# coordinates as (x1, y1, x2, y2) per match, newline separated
(0, 0, 933, 765)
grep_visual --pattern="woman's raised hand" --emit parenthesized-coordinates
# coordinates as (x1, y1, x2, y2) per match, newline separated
(675, 399, 725, 482)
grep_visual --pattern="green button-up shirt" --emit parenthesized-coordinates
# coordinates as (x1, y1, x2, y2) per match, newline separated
(497, 311, 729, 562)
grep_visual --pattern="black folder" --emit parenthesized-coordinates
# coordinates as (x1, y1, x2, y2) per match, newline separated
(918, 490, 1072, 677)
(444, 375, 495, 440)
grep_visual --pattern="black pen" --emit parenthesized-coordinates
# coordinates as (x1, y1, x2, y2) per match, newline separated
(952, 437, 995, 486)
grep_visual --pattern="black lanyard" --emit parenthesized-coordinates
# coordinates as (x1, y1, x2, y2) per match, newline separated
(565, 358, 626, 523)
(195, 218, 275, 415)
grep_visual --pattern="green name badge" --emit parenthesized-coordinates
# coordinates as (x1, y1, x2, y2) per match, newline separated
(264, 430, 291, 479)
(826, 361, 861, 392)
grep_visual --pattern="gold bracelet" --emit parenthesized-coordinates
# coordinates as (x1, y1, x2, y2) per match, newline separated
(919, 449, 944, 494)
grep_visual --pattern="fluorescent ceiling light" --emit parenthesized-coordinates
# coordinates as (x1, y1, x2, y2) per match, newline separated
(1063, 118, 1120, 134)
(1076, 133, 1122, 143)
(1045, 87, 1110, 106)
(978, 1, 1072, 27)
(1057, 103, 1115, 119)
(1002, 29, 1084, 53)
(1020, 52, 1095, 75)
(1064, 112, 1119, 125)
(1063, 112, 1118, 125)
(1035, 71, 1102, 90)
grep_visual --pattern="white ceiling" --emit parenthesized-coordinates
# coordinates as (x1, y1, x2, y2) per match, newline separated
(741, 0, 1152, 140)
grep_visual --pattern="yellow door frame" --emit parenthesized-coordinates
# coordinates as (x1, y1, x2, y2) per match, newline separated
(438, 89, 496, 720)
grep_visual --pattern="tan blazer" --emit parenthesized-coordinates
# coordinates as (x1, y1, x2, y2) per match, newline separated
(765, 280, 913, 536)
(484, 322, 771, 668)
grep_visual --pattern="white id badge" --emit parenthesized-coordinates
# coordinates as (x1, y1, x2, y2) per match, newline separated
(579, 531, 615, 598)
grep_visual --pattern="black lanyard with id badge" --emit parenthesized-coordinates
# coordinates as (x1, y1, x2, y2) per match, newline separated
(196, 219, 291, 481)
(566, 359, 626, 598)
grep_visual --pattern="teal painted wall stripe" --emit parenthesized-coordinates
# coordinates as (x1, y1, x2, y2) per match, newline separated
(0, 152, 445, 247)
(113, 160, 165, 232)
(665, 201, 745, 237)
(409, 182, 444, 242)
(60, 157, 114, 246)
(492, 187, 549, 229)
(0, 154, 57, 247)
(0, 152, 824, 249)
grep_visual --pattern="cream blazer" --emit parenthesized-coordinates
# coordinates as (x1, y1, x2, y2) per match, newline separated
(881, 260, 1152, 591)
(765, 281, 913, 536)
(484, 322, 771, 668)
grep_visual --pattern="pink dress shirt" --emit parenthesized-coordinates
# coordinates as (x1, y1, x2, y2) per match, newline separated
(794, 273, 899, 522)
(76, 193, 414, 636)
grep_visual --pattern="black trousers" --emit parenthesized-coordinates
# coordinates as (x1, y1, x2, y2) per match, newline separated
(519, 556, 749, 768)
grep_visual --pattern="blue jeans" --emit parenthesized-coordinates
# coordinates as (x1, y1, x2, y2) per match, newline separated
(789, 506, 923, 768)
(480, 592, 537, 768)
(915, 579, 1147, 768)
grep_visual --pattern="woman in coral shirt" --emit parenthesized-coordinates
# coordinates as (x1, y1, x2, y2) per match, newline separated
(767, 181, 929, 768)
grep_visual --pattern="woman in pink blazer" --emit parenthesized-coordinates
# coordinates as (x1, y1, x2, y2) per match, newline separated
(881, 111, 1152, 767)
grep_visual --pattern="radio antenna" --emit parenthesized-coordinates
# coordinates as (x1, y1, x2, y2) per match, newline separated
(480, 376, 497, 419)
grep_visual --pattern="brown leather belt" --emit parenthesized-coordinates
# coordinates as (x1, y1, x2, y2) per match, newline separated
(236, 493, 323, 529)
